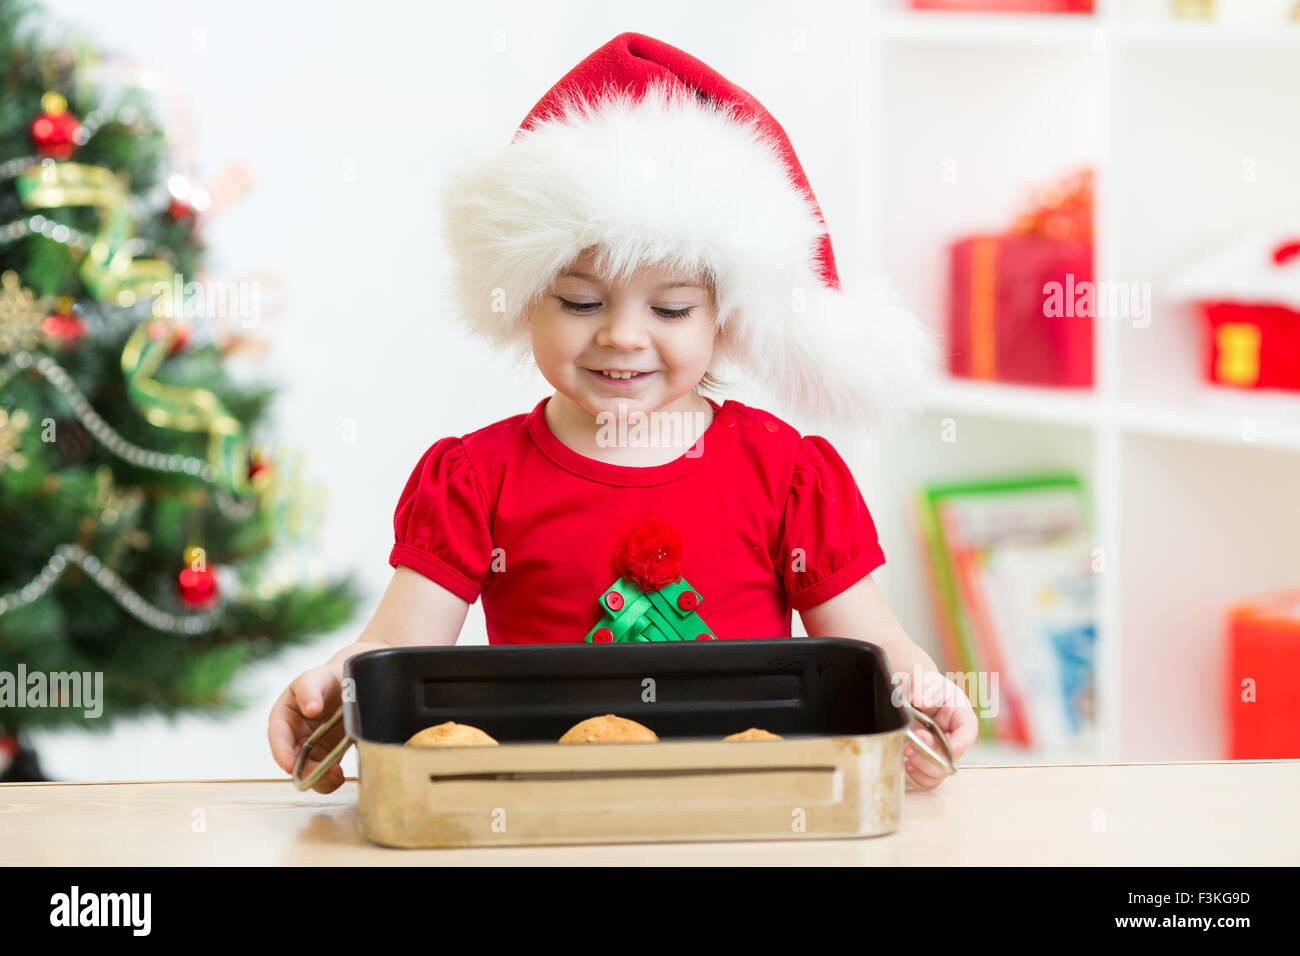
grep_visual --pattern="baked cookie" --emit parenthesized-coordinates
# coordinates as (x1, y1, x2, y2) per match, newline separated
(404, 721, 499, 747)
(558, 714, 658, 743)
(723, 728, 783, 741)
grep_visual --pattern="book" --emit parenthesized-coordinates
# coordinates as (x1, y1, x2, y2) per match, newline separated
(979, 536, 1097, 750)
(913, 474, 1096, 749)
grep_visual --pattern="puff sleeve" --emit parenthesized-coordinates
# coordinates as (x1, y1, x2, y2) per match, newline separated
(776, 436, 886, 612)
(388, 437, 494, 604)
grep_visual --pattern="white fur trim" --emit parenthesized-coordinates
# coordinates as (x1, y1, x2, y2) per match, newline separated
(438, 79, 937, 432)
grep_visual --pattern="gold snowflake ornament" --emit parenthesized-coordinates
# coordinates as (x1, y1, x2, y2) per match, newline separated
(0, 407, 31, 472)
(93, 464, 144, 525)
(0, 270, 53, 354)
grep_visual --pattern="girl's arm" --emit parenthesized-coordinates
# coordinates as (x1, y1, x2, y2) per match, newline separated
(270, 567, 471, 790)
(797, 573, 937, 678)
(323, 566, 470, 678)
(799, 573, 979, 788)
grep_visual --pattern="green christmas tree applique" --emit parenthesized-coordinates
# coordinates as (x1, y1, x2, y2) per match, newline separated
(584, 519, 716, 643)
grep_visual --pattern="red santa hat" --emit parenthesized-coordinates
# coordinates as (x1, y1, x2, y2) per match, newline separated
(439, 32, 938, 431)
(1167, 231, 1300, 311)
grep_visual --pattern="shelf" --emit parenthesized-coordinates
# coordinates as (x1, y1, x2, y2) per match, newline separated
(922, 376, 1102, 428)
(1120, 392, 1300, 451)
(869, 7, 1299, 766)
(921, 376, 1300, 450)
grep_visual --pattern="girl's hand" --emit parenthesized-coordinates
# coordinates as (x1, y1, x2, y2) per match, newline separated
(899, 669, 980, 790)
(267, 666, 347, 794)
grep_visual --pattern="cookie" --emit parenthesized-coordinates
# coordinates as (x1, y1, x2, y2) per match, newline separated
(723, 727, 783, 741)
(404, 721, 499, 747)
(558, 714, 658, 743)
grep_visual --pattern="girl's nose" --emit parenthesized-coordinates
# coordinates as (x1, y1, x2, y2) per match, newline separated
(594, 306, 650, 351)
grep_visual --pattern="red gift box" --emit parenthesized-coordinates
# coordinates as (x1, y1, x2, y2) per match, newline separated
(1225, 590, 1300, 759)
(910, 0, 1094, 11)
(1201, 302, 1300, 391)
(1193, 241, 1300, 392)
(948, 235, 1093, 386)
(947, 170, 1095, 387)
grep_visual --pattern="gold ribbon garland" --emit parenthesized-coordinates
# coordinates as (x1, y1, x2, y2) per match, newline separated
(15, 159, 251, 495)
(15, 161, 171, 306)
(119, 318, 249, 495)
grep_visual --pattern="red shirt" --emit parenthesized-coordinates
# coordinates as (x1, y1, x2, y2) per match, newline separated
(388, 395, 885, 644)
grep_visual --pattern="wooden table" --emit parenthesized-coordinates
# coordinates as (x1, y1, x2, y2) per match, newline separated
(2, 760, 1296, 865)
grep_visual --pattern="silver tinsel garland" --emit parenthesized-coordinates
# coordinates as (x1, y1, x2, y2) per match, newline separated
(0, 349, 257, 521)
(0, 213, 159, 259)
(0, 543, 222, 633)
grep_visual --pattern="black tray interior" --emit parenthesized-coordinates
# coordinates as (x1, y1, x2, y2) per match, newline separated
(345, 637, 905, 744)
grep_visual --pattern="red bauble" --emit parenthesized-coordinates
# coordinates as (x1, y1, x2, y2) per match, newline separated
(31, 109, 80, 160)
(178, 566, 218, 607)
(148, 319, 191, 355)
(42, 311, 87, 348)
(166, 198, 197, 222)
(614, 519, 684, 592)
(248, 450, 273, 484)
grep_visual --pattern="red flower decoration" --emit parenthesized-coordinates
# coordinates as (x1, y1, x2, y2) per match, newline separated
(614, 520, 684, 592)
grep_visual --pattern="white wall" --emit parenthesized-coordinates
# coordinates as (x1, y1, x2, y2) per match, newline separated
(28, 0, 877, 781)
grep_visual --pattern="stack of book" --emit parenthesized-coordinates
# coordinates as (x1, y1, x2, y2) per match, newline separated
(912, 474, 1098, 753)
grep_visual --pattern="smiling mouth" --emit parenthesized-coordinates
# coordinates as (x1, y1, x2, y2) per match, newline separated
(587, 368, 655, 381)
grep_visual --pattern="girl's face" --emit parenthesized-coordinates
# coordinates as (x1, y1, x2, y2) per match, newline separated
(527, 247, 717, 418)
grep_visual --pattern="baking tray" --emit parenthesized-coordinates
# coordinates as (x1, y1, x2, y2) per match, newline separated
(293, 637, 956, 847)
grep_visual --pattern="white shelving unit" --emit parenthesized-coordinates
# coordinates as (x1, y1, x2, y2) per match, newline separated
(854, 0, 1300, 767)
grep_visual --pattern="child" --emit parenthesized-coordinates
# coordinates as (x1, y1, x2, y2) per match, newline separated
(269, 32, 977, 794)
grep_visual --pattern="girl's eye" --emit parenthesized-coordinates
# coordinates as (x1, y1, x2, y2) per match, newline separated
(557, 297, 599, 314)
(556, 297, 694, 320)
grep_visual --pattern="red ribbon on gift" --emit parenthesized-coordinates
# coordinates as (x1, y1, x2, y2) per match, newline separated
(1008, 168, 1093, 244)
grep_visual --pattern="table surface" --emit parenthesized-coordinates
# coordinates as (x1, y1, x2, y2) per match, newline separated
(2, 760, 1297, 865)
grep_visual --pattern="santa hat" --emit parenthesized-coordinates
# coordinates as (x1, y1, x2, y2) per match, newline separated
(439, 32, 938, 432)
(1167, 232, 1300, 311)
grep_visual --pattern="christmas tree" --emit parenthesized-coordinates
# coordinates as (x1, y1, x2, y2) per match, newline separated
(0, 0, 362, 780)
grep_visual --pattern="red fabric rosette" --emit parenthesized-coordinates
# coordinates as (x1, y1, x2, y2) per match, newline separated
(614, 520, 684, 592)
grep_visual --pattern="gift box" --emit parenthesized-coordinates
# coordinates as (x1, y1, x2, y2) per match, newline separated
(1201, 302, 1300, 390)
(947, 169, 1095, 388)
(1225, 590, 1300, 759)
(1168, 235, 1300, 392)
(910, 0, 1094, 11)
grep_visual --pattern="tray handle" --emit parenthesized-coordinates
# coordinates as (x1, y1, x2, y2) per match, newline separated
(903, 702, 958, 776)
(292, 706, 355, 791)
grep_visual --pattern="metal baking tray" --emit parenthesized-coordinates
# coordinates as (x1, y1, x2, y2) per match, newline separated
(293, 637, 956, 847)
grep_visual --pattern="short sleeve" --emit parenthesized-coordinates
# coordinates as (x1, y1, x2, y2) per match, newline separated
(776, 436, 886, 612)
(388, 437, 494, 604)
